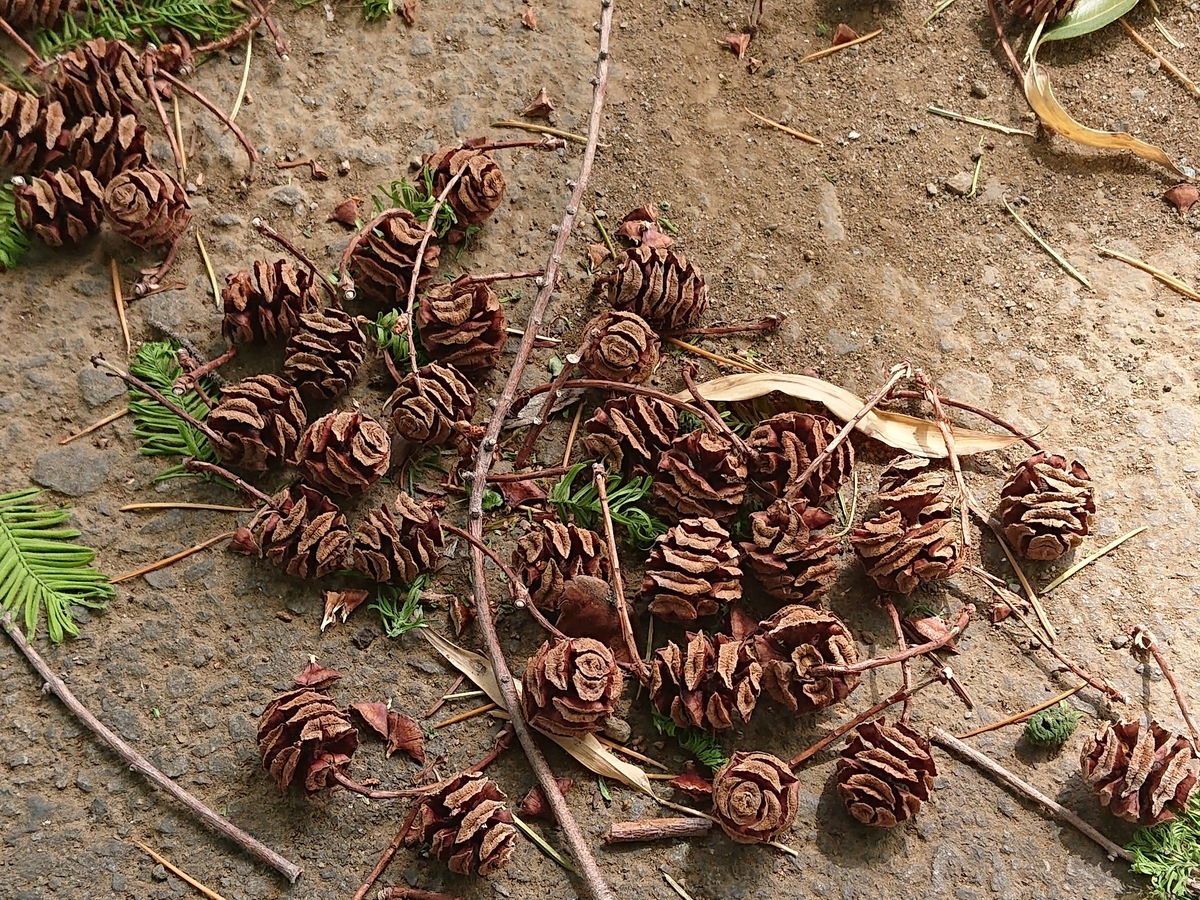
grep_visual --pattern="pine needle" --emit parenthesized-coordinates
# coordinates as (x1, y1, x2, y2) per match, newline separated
(35, 0, 246, 57)
(1006, 200, 1092, 290)
(372, 168, 457, 238)
(549, 462, 667, 550)
(510, 812, 577, 874)
(1042, 526, 1148, 594)
(0, 182, 31, 271)
(370, 575, 429, 637)
(652, 710, 729, 770)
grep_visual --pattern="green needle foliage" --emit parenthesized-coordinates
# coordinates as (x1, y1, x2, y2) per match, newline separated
(371, 575, 430, 637)
(36, 0, 245, 57)
(1128, 794, 1200, 899)
(1022, 700, 1082, 748)
(652, 709, 729, 770)
(549, 462, 667, 550)
(362, 0, 395, 21)
(363, 308, 429, 369)
(0, 183, 31, 271)
(372, 168, 458, 238)
(0, 488, 113, 642)
(128, 341, 220, 481)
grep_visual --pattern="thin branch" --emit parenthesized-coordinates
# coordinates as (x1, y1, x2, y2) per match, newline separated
(667, 314, 782, 337)
(605, 818, 712, 843)
(810, 605, 973, 677)
(173, 346, 236, 395)
(377, 888, 467, 900)
(182, 460, 277, 507)
(681, 364, 754, 458)
(252, 218, 339, 302)
(133, 841, 227, 900)
(986, 0, 1025, 85)
(0, 17, 46, 69)
(916, 371, 973, 549)
(110, 259, 132, 356)
(157, 70, 261, 181)
(800, 27, 883, 62)
(331, 770, 437, 800)
(513, 332, 595, 468)
(404, 167, 467, 375)
(883, 599, 913, 724)
(467, 138, 566, 153)
(592, 463, 647, 682)
(956, 683, 1085, 740)
(1120, 18, 1200, 98)
(351, 805, 422, 900)
(467, 269, 545, 284)
(562, 405, 584, 467)
(490, 120, 591, 145)
(521, 378, 723, 433)
(972, 503, 1058, 643)
(1132, 626, 1200, 747)
(245, 0, 289, 58)
(487, 466, 569, 483)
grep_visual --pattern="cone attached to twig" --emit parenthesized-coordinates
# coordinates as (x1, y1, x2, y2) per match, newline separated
(0, 87, 68, 174)
(1079, 719, 1199, 826)
(348, 208, 440, 306)
(102, 166, 191, 248)
(11, 167, 104, 248)
(295, 409, 391, 498)
(257, 676, 358, 796)
(740, 498, 840, 605)
(385, 362, 478, 451)
(650, 631, 762, 732)
(282, 308, 366, 401)
(424, 142, 506, 228)
(605, 245, 708, 332)
(836, 718, 937, 827)
(711, 751, 800, 844)
(48, 37, 145, 119)
(997, 451, 1095, 561)
(579, 309, 660, 384)
(747, 412, 853, 505)
(416, 275, 506, 372)
(221, 259, 321, 345)
(232, 483, 352, 579)
(64, 112, 146, 183)
(642, 517, 742, 624)
(652, 431, 747, 523)
(206, 374, 308, 472)
(403, 772, 517, 876)
(582, 395, 679, 476)
(512, 519, 610, 610)
(521, 638, 623, 737)
(350, 491, 444, 583)
(752, 605, 860, 714)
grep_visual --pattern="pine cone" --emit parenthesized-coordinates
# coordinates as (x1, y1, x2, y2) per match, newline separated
(0, 0, 82, 33)
(836, 718, 937, 827)
(582, 395, 679, 475)
(295, 410, 391, 498)
(221, 259, 320, 345)
(416, 275, 506, 372)
(351, 491, 444, 582)
(1080, 719, 1199, 826)
(403, 772, 517, 876)
(64, 113, 146, 183)
(521, 638, 623, 737)
(740, 498, 840, 605)
(711, 751, 800, 844)
(747, 412, 853, 505)
(579, 310, 660, 384)
(1010, 0, 1077, 23)
(102, 167, 191, 248)
(424, 143, 506, 227)
(385, 363, 478, 450)
(234, 483, 352, 579)
(257, 685, 358, 795)
(282, 308, 366, 401)
(0, 88, 68, 174)
(649, 632, 762, 732)
(206, 374, 307, 472)
(752, 605, 860, 714)
(997, 452, 1095, 561)
(48, 38, 145, 120)
(347, 208, 440, 307)
(642, 517, 742, 624)
(652, 431, 747, 523)
(512, 520, 610, 611)
(11, 167, 104, 248)
(606, 245, 708, 332)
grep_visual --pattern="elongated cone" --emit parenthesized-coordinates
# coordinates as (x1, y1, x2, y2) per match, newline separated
(424, 142, 506, 227)
(740, 498, 840, 605)
(605, 245, 708, 332)
(206, 374, 307, 472)
(582, 395, 679, 475)
(836, 718, 937, 827)
(350, 491, 444, 583)
(997, 451, 1094, 561)
(403, 772, 517, 876)
(711, 751, 800, 843)
(653, 431, 747, 523)
(294, 410, 391, 498)
(12, 167, 104, 248)
(283, 308, 366, 401)
(417, 275, 506, 371)
(1080, 719, 1199, 826)
(649, 631, 761, 732)
(521, 638, 623, 737)
(221, 258, 320, 345)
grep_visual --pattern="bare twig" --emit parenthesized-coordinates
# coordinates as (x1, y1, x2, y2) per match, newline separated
(1120, 19, 1200, 98)
(351, 806, 422, 900)
(463, 723, 517, 774)
(331, 770, 440, 800)
(513, 331, 595, 467)
(252, 218, 340, 302)
(956, 684, 1085, 739)
(0, 17, 46, 69)
(468, 269, 545, 284)
(985, 0, 1024, 84)
(435, 703, 500, 728)
(423, 674, 466, 719)
(467, 137, 566, 153)
(157, 70, 261, 180)
(405, 168, 468, 374)
(182, 460, 277, 507)
(883, 599, 913, 724)
(60, 408, 129, 445)
(490, 120, 592, 145)
(801, 28, 882, 62)
(173, 346, 236, 395)
(973, 505, 1057, 643)
(377, 888, 467, 900)
(605, 818, 712, 843)
(1094, 245, 1200, 302)
(681, 364, 754, 458)
(246, 0, 289, 58)
(562, 405, 584, 467)
(744, 108, 822, 145)
(195, 0, 279, 54)
(111, 532, 235, 584)
(916, 371, 973, 549)
(133, 841, 228, 900)
(810, 606, 973, 677)
(668, 315, 782, 338)
(592, 463, 647, 681)
(1131, 626, 1200, 747)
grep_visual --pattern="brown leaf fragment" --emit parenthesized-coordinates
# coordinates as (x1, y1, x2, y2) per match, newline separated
(294, 660, 343, 689)
(401, 0, 417, 24)
(726, 32, 751, 60)
(522, 7, 537, 29)
(450, 596, 476, 635)
(350, 701, 392, 741)
(387, 711, 426, 763)
(669, 771, 714, 799)
(831, 23, 859, 46)
(746, 56, 762, 74)
(903, 614, 960, 653)
(498, 478, 547, 508)
(322, 588, 370, 631)
(1164, 183, 1199, 216)
(640, 225, 674, 249)
(518, 777, 573, 822)
(523, 87, 555, 118)
(587, 243, 611, 269)
(327, 195, 361, 227)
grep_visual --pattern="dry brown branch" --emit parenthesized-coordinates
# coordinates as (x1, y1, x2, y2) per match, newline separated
(593, 463, 648, 681)
(605, 818, 712, 843)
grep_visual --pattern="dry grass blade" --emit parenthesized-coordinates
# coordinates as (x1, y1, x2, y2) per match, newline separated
(511, 812, 577, 873)
(801, 27, 883, 62)
(1154, 17, 1183, 47)
(674, 372, 1032, 456)
(666, 337, 772, 373)
(1004, 201, 1092, 290)
(744, 108, 822, 145)
(1094, 246, 1200, 301)
(60, 407, 129, 445)
(1119, 19, 1200, 97)
(663, 872, 696, 900)
(133, 841, 229, 900)
(196, 232, 222, 310)
(1041, 526, 1147, 594)
(110, 259, 131, 356)
(926, 105, 1035, 137)
(119, 502, 250, 513)
(111, 532, 235, 584)
(230, 34, 254, 122)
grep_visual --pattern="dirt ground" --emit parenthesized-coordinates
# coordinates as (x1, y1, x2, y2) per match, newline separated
(2, 0, 1199, 898)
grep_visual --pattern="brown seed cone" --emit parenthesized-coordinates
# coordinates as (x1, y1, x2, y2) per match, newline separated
(512, 520, 610, 611)
(424, 143, 506, 227)
(642, 517, 742, 624)
(234, 483, 352, 579)
(221, 258, 321, 345)
(416, 275, 506, 372)
(836, 718, 937, 827)
(11, 166, 104, 248)
(605, 245, 709, 332)
(282, 308, 366, 401)
(1079, 719, 1199, 826)
(0, 0, 82, 31)
(0, 87, 69, 174)
(385, 362, 478, 450)
(63, 113, 146, 183)
(1010, 0, 1078, 23)
(521, 638, 623, 737)
(348, 208, 440, 307)
(740, 498, 840, 605)
(752, 605, 860, 714)
(102, 167, 191, 249)
(652, 431, 748, 524)
(711, 751, 800, 844)
(47, 38, 145, 120)
(997, 451, 1095, 561)
(295, 409, 391, 498)
(582, 395, 679, 476)
(350, 491, 444, 583)
(579, 309, 660, 384)
(747, 412, 854, 505)
(403, 772, 517, 877)
(877, 456, 949, 520)
(257, 685, 358, 796)
(206, 374, 307, 472)
(649, 631, 762, 732)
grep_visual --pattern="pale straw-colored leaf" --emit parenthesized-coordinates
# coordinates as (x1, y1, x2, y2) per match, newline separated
(1040, 0, 1139, 43)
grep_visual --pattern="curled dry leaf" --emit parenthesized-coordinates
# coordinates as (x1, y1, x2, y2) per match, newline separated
(903, 614, 959, 653)
(518, 777, 573, 822)
(401, 0, 417, 24)
(327, 196, 361, 227)
(670, 771, 714, 800)
(350, 701, 391, 741)
(294, 660, 343, 689)
(726, 32, 751, 59)
(831, 23, 858, 45)
(523, 87, 555, 118)
(1164, 183, 1199, 216)
(350, 701, 426, 763)
(522, 6, 537, 29)
(321, 588, 369, 630)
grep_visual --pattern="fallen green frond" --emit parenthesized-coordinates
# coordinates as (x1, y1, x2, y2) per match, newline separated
(36, 0, 245, 57)
(0, 488, 113, 642)
(549, 462, 667, 550)
(372, 168, 457, 238)
(0, 183, 31, 271)
(1128, 794, 1200, 899)
(128, 341, 220, 481)
(371, 575, 430, 637)
(652, 709, 729, 770)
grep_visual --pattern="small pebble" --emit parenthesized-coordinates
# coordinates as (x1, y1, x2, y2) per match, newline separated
(1110, 635, 1129, 649)
(970, 81, 989, 99)
(926, 183, 939, 197)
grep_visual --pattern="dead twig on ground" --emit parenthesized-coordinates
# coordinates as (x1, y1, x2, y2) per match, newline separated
(253, 218, 340, 302)
(110, 259, 131, 356)
(1131, 626, 1200, 747)
(1120, 19, 1200, 98)
(916, 371, 974, 549)
(1094, 245, 1200, 302)
(801, 28, 883, 62)
(957, 684, 1085, 739)
(985, 0, 1024, 85)
(810, 605, 973, 677)
(887, 389, 1042, 451)
(972, 505, 1058, 643)
(352, 806, 423, 900)
(593, 463, 648, 680)
(605, 818, 712, 843)
(883, 599, 914, 723)
(744, 108, 822, 145)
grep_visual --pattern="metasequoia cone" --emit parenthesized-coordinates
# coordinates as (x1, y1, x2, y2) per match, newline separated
(12, 167, 104, 248)
(740, 498, 840, 605)
(642, 517, 742, 624)
(102, 167, 191, 248)
(747, 412, 853, 505)
(350, 491, 444, 583)
(836, 718, 937, 827)
(48, 37, 145, 119)
(221, 259, 320, 345)
(385, 363, 477, 450)
(997, 451, 1095, 561)
(403, 772, 517, 876)
(416, 275, 506, 371)
(0, 87, 68, 174)
(294, 409, 391, 498)
(63, 112, 146, 183)
(521, 638, 623, 737)
(606, 245, 708, 332)
(512, 519, 610, 610)
(649, 631, 761, 732)
(348, 207, 439, 306)
(582, 395, 679, 475)
(206, 374, 307, 471)
(232, 483, 351, 579)
(1080, 719, 1199, 826)
(711, 751, 800, 844)
(652, 430, 747, 523)
(424, 142, 506, 227)
(752, 605, 860, 714)
(579, 309, 660, 384)
(0, 0, 82, 31)
(282, 308, 366, 401)
(257, 678, 358, 796)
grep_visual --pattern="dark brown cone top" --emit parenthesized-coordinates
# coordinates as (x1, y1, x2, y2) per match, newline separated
(642, 517, 742, 624)
(1080, 719, 1199, 826)
(0, 87, 68, 175)
(712, 751, 800, 844)
(752, 605, 860, 714)
(652, 431, 748, 523)
(234, 483, 352, 579)
(48, 38, 145, 120)
(283, 308, 367, 402)
(102, 167, 191, 248)
(63, 112, 146, 183)
(417, 276, 507, 372)
(649, 632, 762, 732)
(579, 309, 661, 384)
(605, 245, 708, 332)
(424, 143, 506, 227)
(350, 491, 444, 583)
(512, 520, 610, 611)
(0, 0, 83, 32)
(521, 638, 623, 737)
(836, 718, 937, 827)
(12, 167, 104, 248)
(385, 363, 478, 450)
(295, 409, 391, 498)
(403, 772, 517, 876)
(582, 395, 679, 475)
(997, 451, 1094, 561)
(1010, 0, 1078, 23)
(741, 498, 840, 605)
(206, 374, 307, 472)
(221, 259, 321, 345)
(348, 208, 440, 307)
(257, 685, 358, 796)
(747, 412, 854, 505)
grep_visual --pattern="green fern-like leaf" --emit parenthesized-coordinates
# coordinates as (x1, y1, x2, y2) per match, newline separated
(128, 341, 220, 480)
(652, 709, 729, 770)
(1128, 793, 1200, 899)
(0, 488, 114, 642)
(0, 183, 31, 271)
(35, 0, 244, 57)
